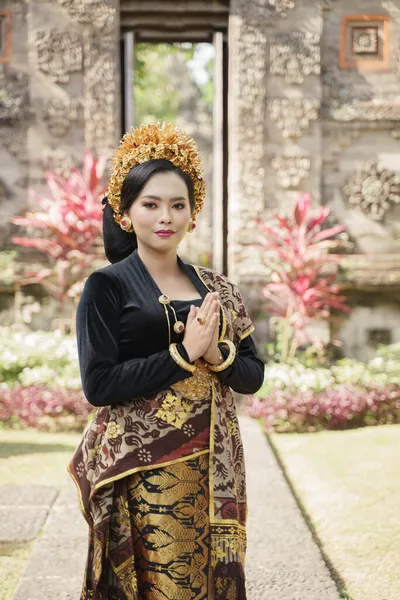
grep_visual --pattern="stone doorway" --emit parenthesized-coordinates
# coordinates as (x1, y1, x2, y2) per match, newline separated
(119, 0, 230, 273)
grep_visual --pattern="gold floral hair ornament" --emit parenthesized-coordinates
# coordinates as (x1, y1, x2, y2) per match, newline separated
(106, 121, 206, 229)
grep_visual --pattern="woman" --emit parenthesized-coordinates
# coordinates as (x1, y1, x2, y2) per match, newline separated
(69, 122, 264, 600)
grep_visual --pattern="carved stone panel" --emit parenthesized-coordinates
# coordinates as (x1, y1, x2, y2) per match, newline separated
(340, 15, 390, 71)
(270, 33, 321, 84)
(34, 30, 83, 83)
(343, 161, 400, 221)
(268, 98, 320, 139)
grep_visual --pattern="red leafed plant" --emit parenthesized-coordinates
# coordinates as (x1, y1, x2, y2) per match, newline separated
(252, 193, 351, 361)
(10, 152, 107, 311)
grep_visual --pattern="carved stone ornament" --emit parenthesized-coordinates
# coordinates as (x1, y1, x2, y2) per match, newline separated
(270, 33, 321, 84)
(268, 0, 296, 17)
(42, 98, 81, 136)
(326, 101, 400, 122)
(343, 161, 400, 221)
(237, 0, 295, 20)
(83, 32, 117, 156)
(0, 126, 28, 162)
(57, 0, 116, 33)
(268, 99, 320, 139)
(41, 148, 75, 178)
(0, 69, 28, 124)
(34, 30, 83, 83)
(271, 152, 311, 188)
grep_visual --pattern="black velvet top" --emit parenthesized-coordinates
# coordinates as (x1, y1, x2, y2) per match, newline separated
(76, 249, 265, 407)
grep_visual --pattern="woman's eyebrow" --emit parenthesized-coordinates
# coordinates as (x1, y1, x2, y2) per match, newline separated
(141, 195, 188, 202)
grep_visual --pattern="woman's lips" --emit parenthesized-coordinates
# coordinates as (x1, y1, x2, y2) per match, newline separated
(155, 231, 175, 237)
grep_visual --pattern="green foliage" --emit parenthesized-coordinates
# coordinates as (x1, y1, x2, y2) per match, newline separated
(134, 43, 213, 125)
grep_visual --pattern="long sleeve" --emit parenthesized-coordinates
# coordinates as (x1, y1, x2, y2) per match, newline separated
(215, 334, 265, 395)
(76, 272, 193, 407)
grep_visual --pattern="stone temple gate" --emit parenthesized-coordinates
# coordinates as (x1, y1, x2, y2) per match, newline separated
(1, 0, 400, 358)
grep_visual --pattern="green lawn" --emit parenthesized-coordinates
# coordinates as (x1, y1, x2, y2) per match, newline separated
(0, 428, 82, 600)
(271, 425, 400, 600)
(0, 429, 82, 485)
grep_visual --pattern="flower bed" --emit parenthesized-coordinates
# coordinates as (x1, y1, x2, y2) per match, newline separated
(246, 345, 400, 433)
(0, 327, 91, 431)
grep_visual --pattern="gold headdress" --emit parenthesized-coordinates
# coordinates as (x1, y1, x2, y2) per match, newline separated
(106, 121, 206, 229)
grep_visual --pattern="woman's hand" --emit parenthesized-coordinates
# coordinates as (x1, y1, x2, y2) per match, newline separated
(201, 296, 222, 365)
(182, 292, 220, 362)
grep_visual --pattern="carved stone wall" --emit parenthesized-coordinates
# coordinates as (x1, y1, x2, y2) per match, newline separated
(229, 0, 322, 283)
(0, 0, 120, 249)
(322, 0, 400, 256)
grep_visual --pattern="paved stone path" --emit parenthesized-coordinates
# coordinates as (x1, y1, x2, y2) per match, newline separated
(7, 415, 341, 599)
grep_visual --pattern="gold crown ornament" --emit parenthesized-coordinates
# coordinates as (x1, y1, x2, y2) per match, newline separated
(106, 121, 206, 231)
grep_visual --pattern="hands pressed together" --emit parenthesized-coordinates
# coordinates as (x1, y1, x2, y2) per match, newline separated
(182, 292, 222, 365)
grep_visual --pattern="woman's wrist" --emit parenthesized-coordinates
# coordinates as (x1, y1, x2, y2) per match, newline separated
(204, 347, 224, 365)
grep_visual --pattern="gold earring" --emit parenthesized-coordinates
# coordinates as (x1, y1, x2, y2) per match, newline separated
(120, 215, 134, 233)
(187, 220, 196, 233)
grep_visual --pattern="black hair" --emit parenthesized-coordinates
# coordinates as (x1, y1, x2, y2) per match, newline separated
(102, 159, 195, 264)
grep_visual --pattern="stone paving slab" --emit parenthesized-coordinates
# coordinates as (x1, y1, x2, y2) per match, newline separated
(0, 486, 58, 543)
(13, 476, 87, 600)
(12, 416, 342, 600)
(241, 416, 341, 600)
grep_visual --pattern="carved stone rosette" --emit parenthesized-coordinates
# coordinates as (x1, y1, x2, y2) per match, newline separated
(270, 33, 321, 84)
(268, 98, 320, 138)
(343, 161, 400, 221)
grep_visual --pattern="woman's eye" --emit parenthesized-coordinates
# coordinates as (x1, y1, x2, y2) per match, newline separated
(143, 202, 157, 208)
(174, 203, 185, 210)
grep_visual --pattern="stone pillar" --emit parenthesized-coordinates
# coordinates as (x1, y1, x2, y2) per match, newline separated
(0, 0, 29, 247)
(228, 0, 323, 285)
(0, 0, 120, 245)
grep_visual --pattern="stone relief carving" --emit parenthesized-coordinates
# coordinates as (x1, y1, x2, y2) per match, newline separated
(0, 70, 28, 124)
(57, 0, 115, 33)
(0, 127, 28, 162)
(236, 0, 295, 20)
(41, 148, 74, 178)
(42, 98, 81, 136)
(271, 152, 311, 188)
(270, 33, 321, 84)
(34, 30, 83, 83)
(83, 32, 117, 156)
(343, 161, 400, 221)
(352, 28, 378, 55)
(234, 20, 268, 213)
(268, 99, 320, 139)
(268, 0, 296, 17)
(326, 101, 400, 122)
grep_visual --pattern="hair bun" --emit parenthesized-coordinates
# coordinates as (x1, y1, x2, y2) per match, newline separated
(102, 202, 137, 264)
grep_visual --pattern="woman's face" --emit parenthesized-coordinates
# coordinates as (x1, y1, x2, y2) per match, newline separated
(127, 171, 192, 252)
